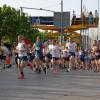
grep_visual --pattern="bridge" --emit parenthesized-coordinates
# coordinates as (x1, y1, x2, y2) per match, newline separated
(32, 16, 98, 44)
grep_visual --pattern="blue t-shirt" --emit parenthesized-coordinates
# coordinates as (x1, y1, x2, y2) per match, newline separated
(35, 41, 43, 60)
(35, 41, 43, 51)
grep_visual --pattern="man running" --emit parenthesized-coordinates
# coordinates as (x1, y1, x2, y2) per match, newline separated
(16, 35, 28, 79)
(66, 38, 77, 71)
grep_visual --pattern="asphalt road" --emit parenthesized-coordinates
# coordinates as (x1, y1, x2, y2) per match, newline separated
(0, 66, 100, 100)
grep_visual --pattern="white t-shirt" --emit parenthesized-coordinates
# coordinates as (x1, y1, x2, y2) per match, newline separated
(66, 42, 77, 52)
(52, 45, 60, 58)
(61, 49, 69, 58)
(79, 50, 83, 55)
(17, 42, 27, 57)
(48, 44, 54, 54)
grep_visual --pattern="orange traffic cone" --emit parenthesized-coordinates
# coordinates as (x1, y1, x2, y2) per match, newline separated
(6, 54, 10, 65)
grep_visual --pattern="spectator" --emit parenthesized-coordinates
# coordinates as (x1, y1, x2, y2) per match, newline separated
(88, 11, 93, 25)
(94, 10, 99, 25)
(72, 10, 76, 18)
(72, 10, 76, 25)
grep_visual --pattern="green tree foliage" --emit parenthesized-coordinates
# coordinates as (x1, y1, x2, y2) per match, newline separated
(26, 28, 39, 43)
(0, 5, 19, 41)
(0, 5, 39, 43)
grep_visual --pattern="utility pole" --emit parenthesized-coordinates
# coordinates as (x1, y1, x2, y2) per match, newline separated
(61, 0, 63, 34)
(80, 0, 83, 47)
(60, 0, 64, 43)
(81, 0, 83, 17)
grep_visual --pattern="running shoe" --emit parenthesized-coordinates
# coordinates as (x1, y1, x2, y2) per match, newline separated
(43, 67, 46, 74)
(18, 74, 25, 79)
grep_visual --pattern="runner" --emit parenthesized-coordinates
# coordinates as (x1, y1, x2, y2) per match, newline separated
(66, 38, 77, 71)
(33, 36, 46, 74)
(61, 46, 69, 71)
(0, 42, 9, 69)
(16, 35, 28, 79)
(91, 40, 99, 72)
(51, 40, 60, 73)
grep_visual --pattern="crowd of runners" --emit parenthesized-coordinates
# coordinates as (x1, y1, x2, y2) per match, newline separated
(0, 35, 100, 79)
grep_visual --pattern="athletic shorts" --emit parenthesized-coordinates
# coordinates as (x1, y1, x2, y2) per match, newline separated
(53, 57, 59, 61)
(46, 52, 52, 59)
(63, 57, 69, 61)
(79, 55, 84, 62)
(0, 55, 3, 60)
(84, 59, 91, 63)
(1, 56, 6, 60)
(69, 52, 76, 57)
(95, 55, 100, 60)
(18, 56, 28, 61)
(91, 56, 96, 61)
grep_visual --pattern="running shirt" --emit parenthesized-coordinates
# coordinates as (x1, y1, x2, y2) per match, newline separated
(35, 41, 43, 51)
(79, 50, 84, 56)
(34, 41, 43, 60)
(84, 52, 91, 63)
(95, 49, 100, 56)
(66, 42, 77, 52)
(17, 42, 27, 57)
(61, 49, 69, 58)
(48, 44, 54, 52)
(52, 45, 60, 58)
(92, 45, 98, 53)
(1, 46, 9, 56)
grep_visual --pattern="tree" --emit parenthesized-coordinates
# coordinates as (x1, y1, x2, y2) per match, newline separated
(0, 5, 39, 43)
(0, 5, 18, 41)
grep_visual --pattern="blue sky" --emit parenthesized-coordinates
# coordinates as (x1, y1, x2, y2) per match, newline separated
(0, 0, 99, 16)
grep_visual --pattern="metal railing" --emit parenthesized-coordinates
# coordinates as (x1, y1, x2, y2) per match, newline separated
(71, 17, 99, 26)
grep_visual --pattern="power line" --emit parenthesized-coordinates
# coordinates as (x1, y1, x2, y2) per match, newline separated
(20, 7, 55, 13)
